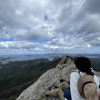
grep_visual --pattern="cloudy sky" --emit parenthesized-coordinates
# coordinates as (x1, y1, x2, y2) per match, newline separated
(0, 0, 100, 54)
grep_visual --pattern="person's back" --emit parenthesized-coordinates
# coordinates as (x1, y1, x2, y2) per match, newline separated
(70, 71, 86, 100)
(70, 71, 100, 100)
(70, 57, 100, 100)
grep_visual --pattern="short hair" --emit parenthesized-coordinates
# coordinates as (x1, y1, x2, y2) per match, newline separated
(74, 57, 92, 73)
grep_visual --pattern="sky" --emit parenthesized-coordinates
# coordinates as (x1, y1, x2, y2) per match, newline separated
(0, 0, 100, 54)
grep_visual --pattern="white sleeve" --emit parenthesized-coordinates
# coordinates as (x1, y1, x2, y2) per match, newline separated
(94, 75, 100, 87)
(70, 72, 86, 100)
(94, 75, 100, 94)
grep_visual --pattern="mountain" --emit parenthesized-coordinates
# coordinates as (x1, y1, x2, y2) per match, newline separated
(0, 55, 100, 100)
(0, 58, 60, 100)
(16, 56, 76, 100)
(16, 56, 100, 100)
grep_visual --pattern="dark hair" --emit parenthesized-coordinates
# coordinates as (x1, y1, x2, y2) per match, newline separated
(74, 57, 94, 76)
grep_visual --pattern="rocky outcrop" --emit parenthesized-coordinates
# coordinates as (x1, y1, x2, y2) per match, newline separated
(16, 56, 77, 100)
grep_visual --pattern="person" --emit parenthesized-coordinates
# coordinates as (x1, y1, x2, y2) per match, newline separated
(44, 79, 71, 100)
(70, 57, 100, 100)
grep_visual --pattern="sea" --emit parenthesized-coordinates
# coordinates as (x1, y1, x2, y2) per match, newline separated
(0, 53, 100, 64)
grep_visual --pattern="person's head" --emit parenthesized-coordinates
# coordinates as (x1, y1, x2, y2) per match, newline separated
(74, 57, 93, 75)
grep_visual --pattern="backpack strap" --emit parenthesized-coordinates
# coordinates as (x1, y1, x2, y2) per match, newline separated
(78, 71, 81, 77)
(82, 81, 94, 91)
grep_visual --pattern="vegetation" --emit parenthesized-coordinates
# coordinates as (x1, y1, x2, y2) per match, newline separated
(0, 57, 100, 100)
(0, 58, 61, 100)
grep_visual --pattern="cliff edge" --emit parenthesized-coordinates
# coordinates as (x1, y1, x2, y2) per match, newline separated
(16, 56, 77, 100)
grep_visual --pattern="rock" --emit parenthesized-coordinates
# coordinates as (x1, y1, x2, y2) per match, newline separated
(16, 56, 76, 100)
(58, 56, 67, 65)
(56, 56, 74, 69)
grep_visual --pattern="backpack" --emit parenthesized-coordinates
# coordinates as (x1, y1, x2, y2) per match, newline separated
(77, 74, 98, 100)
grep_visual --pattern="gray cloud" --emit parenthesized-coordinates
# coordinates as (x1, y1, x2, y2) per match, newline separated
(83, 32, 100, 46)
(0, 0, 51, 40)
(0, 0, 100, 53)
(42, 37, 91, 53)
(82, 0, 100, 14)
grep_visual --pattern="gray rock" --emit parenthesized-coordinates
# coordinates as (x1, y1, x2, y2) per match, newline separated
(58, 56, 67, 65)
(16, 56, 81, 100)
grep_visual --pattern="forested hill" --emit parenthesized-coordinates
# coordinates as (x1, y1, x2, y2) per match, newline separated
(0, 58, 61, 100)
(0, 56, 100, 100)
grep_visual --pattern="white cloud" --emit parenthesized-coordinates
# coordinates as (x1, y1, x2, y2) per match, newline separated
(0, 0, 100, 54)
(42, 37, 95, 53)
(0, 41, 39, 49)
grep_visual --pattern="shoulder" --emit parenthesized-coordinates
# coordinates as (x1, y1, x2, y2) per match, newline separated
(71, 71, 78, 75)
(70, 72, 80, 84)
(94, 75, 100, 86)
(70, 72, 79, 78)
